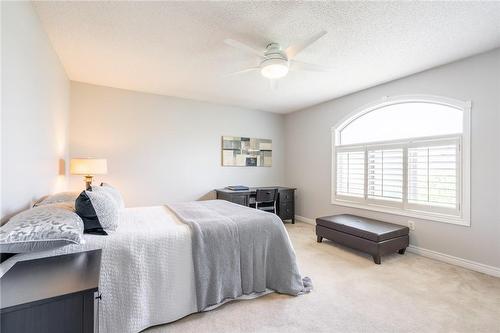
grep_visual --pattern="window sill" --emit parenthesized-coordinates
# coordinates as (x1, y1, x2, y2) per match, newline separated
(331, 198, 470, 227)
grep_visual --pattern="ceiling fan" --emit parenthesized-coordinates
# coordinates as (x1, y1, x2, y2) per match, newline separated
(224, 30, 332, 84)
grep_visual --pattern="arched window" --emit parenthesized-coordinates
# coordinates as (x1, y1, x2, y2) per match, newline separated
(332, 95, 471, 225)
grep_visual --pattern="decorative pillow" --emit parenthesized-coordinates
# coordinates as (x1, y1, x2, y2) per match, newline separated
(92, 183, 125, 209)
(34, 191, 80, 207)
(0, 203, 85, 253)
(75, 189, 119, 235)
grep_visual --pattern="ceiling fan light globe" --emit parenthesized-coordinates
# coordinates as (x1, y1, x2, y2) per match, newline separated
(260, 59, 289, 79)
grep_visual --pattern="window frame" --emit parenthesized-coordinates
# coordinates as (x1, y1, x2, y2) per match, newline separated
(331, 95, 471, 226)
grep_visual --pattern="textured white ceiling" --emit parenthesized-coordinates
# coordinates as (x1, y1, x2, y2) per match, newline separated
(34, 1, 500, 113)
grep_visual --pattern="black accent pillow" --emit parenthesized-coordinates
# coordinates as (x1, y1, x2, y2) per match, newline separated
(75, 191, 108, 235)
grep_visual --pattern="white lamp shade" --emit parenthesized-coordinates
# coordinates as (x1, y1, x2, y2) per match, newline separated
(70, 158, 107, 175)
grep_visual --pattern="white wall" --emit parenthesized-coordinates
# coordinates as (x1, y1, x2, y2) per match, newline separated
(69, 82, 285, 206)
(285, 48, 500, 268)
(1, 2, 70, 221)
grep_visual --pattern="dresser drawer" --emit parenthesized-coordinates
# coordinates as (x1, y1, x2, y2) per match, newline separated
(279, 190, 294, 203)
(279, 201, 294, 220)
(0, 251, 100, 333)
(1, 293, 85, 333)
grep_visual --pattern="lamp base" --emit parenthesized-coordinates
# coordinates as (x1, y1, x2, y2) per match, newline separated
(84, 175, 93, 190)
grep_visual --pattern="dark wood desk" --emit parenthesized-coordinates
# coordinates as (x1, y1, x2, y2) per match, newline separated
(215, 186, 296, 223)
(1, 250, 102, 333)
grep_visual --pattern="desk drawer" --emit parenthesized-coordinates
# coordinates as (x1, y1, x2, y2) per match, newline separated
(216, 192, 248, 207)
(279, 201, 294, 220)
(230, 195, 248, 206)
(279, 190, 294, 203)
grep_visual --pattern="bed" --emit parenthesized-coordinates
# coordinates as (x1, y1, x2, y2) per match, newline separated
(0, 200, 310, 333)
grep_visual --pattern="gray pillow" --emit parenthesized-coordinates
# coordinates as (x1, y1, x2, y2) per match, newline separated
(34, 191, 80, 207)
(0, 203, 85, 253)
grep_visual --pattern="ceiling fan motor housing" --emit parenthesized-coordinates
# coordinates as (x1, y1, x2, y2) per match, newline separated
(260, 42, 289, 79)
(264, 42, 287, 60)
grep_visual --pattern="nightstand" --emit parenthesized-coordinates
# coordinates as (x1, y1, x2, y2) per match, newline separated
(0, 250, 102, 333)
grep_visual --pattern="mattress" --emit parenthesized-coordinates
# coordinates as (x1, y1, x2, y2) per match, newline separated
(0, 206, 198, 333)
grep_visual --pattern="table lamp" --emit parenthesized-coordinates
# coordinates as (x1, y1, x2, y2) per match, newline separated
(70, 158, 108, 190)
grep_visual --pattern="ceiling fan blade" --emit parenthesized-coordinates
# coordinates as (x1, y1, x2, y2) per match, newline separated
(224, 67, 260, 77)
(290, 60, 334, 72)
(285, 30, 327, 59)
(224, 39, 264, 58)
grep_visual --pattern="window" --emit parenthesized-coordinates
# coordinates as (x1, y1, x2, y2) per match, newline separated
(332, 95, 471, 226)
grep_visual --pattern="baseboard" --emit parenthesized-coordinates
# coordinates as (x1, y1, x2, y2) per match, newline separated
(407, 245, 500, 278)
(294, 215, 315, 225)
(294, 214, 500, 278)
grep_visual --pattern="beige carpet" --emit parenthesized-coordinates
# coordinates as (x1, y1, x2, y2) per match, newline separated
(146, 222, 500, 333)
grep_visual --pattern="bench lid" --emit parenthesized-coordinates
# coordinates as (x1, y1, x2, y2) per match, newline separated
(316, 214, 409, 242)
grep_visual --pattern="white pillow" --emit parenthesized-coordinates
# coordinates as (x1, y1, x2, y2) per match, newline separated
(92, 183, 124, 209)
(0, 203, 85, 253)
(75, 189, 119, 234)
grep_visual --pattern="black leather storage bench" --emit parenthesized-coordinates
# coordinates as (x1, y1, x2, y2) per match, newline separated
(316, 214, 409, 264)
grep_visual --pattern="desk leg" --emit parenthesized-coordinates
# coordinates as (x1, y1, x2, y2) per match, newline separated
(292, 217, 295, 224)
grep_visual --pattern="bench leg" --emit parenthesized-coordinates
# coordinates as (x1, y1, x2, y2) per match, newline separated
(317, 236, 323, 243)
(373, 255, 381, 264)
(398, 248, 406, 255)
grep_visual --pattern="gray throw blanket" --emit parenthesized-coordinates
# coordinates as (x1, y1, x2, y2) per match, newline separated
(168, 200, 312, 311)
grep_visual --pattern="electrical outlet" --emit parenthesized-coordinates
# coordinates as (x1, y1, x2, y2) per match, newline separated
(408, 220, 416, 231)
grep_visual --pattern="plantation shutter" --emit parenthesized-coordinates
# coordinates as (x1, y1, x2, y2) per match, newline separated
(336, 149, 365, 198)
(367, 147, 403, 202)
(407, 139, 459, 211)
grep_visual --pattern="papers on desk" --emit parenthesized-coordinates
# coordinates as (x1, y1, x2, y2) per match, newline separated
(226, 185, 250, 191)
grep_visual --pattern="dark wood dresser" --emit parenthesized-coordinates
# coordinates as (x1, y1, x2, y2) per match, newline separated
(0, 250, 102, 333)
(215, 186, 296, 223)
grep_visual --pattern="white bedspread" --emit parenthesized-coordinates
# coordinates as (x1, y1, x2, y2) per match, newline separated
(0, 206, 198, 333)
